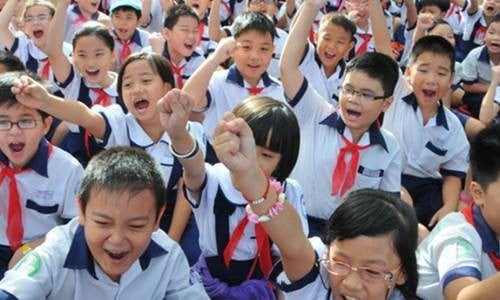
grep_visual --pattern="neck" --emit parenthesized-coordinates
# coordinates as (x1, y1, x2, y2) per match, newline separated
(141, 119, 163, 143)
(420, 104, 439, 125)
(490, 52, 500, 65)
(97, 72, 115, 89)
(166, 44, 184, 65)
(323, 64, 337, 78)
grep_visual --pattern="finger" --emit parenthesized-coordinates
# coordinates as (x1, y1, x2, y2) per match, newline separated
(428, 213, 438, 227)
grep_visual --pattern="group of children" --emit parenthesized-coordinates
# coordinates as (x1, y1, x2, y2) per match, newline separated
(0, 0, 498, 298)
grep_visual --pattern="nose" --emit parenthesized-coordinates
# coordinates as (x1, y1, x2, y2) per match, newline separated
(7, 123, 23, 135)
(108, 227, 127, 245)
(341, 269, 364, 292)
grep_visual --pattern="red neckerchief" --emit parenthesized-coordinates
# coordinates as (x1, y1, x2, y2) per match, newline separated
(355, 33, 372, 56)
(0, 165, 25, 250)
(40, 58, 50, 81)
(168, 61, 187, 89)
(119, 40, 132, 65)
(247, 86, 264, 96)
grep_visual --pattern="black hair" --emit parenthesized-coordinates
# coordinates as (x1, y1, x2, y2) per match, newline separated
(324, 189, 419, 299)
(410, 35, 455, 73)
(416, 0, 450, 14)
(232, 12, 276, 41)
(427, 19, 453, 32)
(470, 124, 500, 189)
(232, 96, 299, 182)
(319, 12, 356, 42)
(489, 14, 500, 27)
(0, 71, 49, 119)
(163, 4, 200, 29)
(0, 52, 26, 73)
(78, 147, 166, 219)
(345, 52, 399, 97)
(117, 52, 174, 101)
(111, 5, 142, 19)
(72, 21, 115, 51)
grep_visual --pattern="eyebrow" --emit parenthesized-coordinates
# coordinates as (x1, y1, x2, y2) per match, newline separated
(92, 212, 149, 222)
(331, 250, 389, 267)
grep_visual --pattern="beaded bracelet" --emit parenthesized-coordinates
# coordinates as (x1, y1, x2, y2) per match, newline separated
(169, 134, 199, 160)
(243, 173, 270, 205)
(246, 179, 286, 223)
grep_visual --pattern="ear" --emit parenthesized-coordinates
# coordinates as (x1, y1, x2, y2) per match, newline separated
(313, 31, 319, 44)
(41, 116, 53, 135)
(469, 181, 486, 206)
(77, 198, 85, 225)
(394, 269, 407, 286)
(162, 28, 171, 41)
(381, 96, 394, 112)
(154, 205, 166, 231)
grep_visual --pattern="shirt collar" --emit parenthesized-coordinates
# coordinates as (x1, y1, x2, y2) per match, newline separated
(162, 42, 201, 63)
(313, 53, 346, 78)
(472, 205, 500, 255)
(226, 65, 277, 88)
(0, 138, 50, 177)
(72, 5, 99, 20)
(401, 93, 449, 130)
(114, 29, 143, 47)
(63, 225, 167, 278)
(478, 46, 490, 63)
(318, 111, 388, 151)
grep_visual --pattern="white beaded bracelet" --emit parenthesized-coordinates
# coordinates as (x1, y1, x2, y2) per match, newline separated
(169, 135, 199, 159)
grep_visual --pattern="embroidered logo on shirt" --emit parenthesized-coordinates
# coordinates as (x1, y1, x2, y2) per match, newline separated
(455, 238, 475, 260)
(14, 252, 41, 277)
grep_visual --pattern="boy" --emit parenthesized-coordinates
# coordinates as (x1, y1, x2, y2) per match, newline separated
(280, 0, 402, 236)
(0, 72, 83, 278)
(370, 0, 469, 228)
(110, 0, 151, 70)
(283, 0, 356, 105)
(184, 11, 284, 140)
(461, 0, 499, 54)
(63, 0, 111, 43)
(150, 4, 204, 89)
(0, 147, 209, 299)
(416, 124, 500, 300)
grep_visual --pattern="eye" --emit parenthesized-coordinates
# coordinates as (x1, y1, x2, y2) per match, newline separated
(18, 119, 36, 127)
(94, 220, 110, 226)
(129, 224, 146, 230)
(361, 267, 384, 278)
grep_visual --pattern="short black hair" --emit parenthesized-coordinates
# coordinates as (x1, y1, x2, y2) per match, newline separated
(345, 52, 399, 97)
(410, 35, 455, 73)
(0, 52, 26, 73)
(319, 12, 356, 42)
(470, 124, 500, 189)
(73, 21, 115, 51)
(0, 71, 49, 119)
(489, 14, 500, 27)
(111, 5, 142, 19)
(324, 189, 419, 299)
(232, 12, 276, 41)
(416, 0, 450, 14)
(232, 96, 300, 182)
(163, 4, 199, 29)
(78, 147, 166, 219)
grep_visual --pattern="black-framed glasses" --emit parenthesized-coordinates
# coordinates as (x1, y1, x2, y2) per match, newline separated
(319, 258, 400, 284)
(24, 14, 52, 23)
(0, 119, 41, 131)
(339, 85, 388, 101)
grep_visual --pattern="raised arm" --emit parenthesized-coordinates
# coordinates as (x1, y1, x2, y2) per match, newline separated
(280, 0, 323, 100)
(412, 13, 434, 45)
(456, 272, 500, 300)
(46, 0, 73, 84)
(213, 112, 316, 281)
(208, 0, 228, 42)
(404, 0, 417, 30)
(369, 0, 393, 58)
(479, 65, 500, 124)
(182, 37, 236, 110)
(12, 75, 106, 139)
(0, 0, 21, 50)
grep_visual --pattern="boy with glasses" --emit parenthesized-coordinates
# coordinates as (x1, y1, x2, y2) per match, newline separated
(0, 72, 83, 278)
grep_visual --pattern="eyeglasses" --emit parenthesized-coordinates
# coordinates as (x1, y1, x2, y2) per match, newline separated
(339, 85, 387, 102)
(249, 0, 275, 5)
(319, 258, 400, 284)
(23, 14, 52, 23)
(0, 119, 41, 131)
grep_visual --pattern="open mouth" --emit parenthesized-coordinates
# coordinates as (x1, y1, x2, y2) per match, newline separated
(422, 89, 437, 98)
(86, 69, 100, 77)
(184, 43, 194, 51)
(346, 108, 362, 118)
(133, 99, 150, 111)
(105, 249, 128, 261)
(192, 3, 200, 9)
(324, 52, 336, 60)
(342, 296, 359, 300)
(9, 143, 25, 153)
(33, 30, 44, 38)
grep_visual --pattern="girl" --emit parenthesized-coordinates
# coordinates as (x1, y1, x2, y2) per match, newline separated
(11, 51, 203, 267)
(214, 113, 419, 299)
(159, 91, 308, 299)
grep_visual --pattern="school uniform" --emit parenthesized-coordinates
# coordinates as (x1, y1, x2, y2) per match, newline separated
(0, 218, 209, 299)
(276, 236, 406, 299)
(288, 79, 401, 235)
(184, 162, 308, 286)
(218, 0, 246, 25)
(299, 42, 346, 105)
(113, 28, 150, 71)
(196, 15, 217, 57)
(93, 104, 206, 265)
(64, 4, 107, 44)
(161, 42, 205, 89)
(0, 139, 83, 277)
(461, 6, 487, 53)
(384, 74, 469, 225)
(203, 65, 285, 139)
(139, 0, 164, 34)
(416, 206, 498, 300)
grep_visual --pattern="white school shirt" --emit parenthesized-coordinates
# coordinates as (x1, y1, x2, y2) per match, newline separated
(0, 139, 83, 246)
(185, 162, 308, 259)
(204, 65, 285, 139)
(445, 1, 466, 35)
(196, 16, 218, 57)
(384, 74, 469, 180)
(64, 5, 108, 44)
(416, 207, 498, 300)
(0, 218, 209, 299)
(113, 28, 150, 71)
(299, 42, 346, 106)
(94, 104, 207, 187)
(276, 237, 406, 300)
(140, 0, 164, 34)
(461, 46, 500, 101)
(161, 43, 205, 89)
(288, 79, 401, 220)
(462, 6, 487, 47)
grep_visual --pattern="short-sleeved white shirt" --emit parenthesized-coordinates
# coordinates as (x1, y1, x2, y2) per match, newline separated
(416, 207, 498, 300)
(112, 28, 150, 71)
(289, 79, 402, 220)
(0, 139, 83, 246)
(462, 7, 487, 46)
(160, 43, 205, 89)
(64, 4, 108, 44)
(0, 218, 209, 299)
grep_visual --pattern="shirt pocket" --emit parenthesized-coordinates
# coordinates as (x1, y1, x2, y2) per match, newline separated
(25, 199, 59, 214)
(417, 141, 447, 171)
(355, 166, 384, 188)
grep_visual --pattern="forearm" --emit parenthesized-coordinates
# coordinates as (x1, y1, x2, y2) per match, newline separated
(369, 0, 393, 57)
(461, 82, 489, 94)
(457, 272, 500, 300)
(170, 131, 205, 191)
(208, 0, 225, 42)
(183, 58, 219, 109)
(47, 1, 72, 83)
(479, 80, 499, 124)
(404, 0, 417, 28)
(168, 182, 192, 242)
(0, 0, 19, 47)
(441, 175, 461, 210)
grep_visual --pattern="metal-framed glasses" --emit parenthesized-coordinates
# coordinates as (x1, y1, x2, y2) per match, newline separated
(0, 119, 41, 131)
(23, 14, 52, 23)
(319, 258, 400, 284)
(249, 0, 275, 4)
(339, 85, 388, 101)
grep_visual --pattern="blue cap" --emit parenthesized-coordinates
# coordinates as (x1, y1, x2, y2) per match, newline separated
(110, 0, 142, 12)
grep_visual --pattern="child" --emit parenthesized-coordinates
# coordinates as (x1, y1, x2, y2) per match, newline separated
(109, 0, 151, 71)
(280, 0, 402, 236)
(159, 89, 308, 298)
(461, 0, 499, 54)
(479, 65, 500, 124)
(283, 0, 356, 105)
(11, 51, 205, 266)
(150, 4, 205, 89)
(0, 0, 72, 82)
(370, 0, 469, 228)
(184, 0, 217, 57)
(63, 0, 110, 43)
(0, 72, 83, 278)
(416, 124, 500, 299)
(0, 147, 209, 298)
(184, 12, 284, 140)
(0, 52, 25, 74)
(221, 116, 419, 298)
